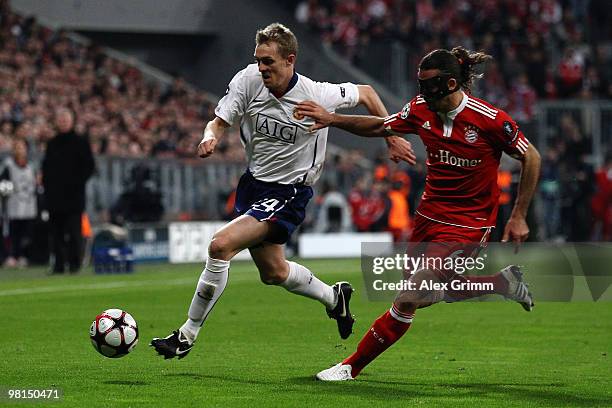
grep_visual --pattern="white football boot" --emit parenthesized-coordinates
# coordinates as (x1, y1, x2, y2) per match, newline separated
(500, 265, 534, 311)
(316, 363, 354, 381)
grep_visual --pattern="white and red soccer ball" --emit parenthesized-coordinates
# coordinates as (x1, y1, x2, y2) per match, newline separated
(90, 309, 139, 358)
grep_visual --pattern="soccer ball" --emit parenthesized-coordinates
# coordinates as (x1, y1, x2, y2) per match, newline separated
(89, 309, 139, 358)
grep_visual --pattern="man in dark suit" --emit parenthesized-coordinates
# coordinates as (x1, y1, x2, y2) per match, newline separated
(42, 108, 95, 273)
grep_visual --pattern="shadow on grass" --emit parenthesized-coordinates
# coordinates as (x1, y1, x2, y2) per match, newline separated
(103, 380, 149, 386)
(168, 372, 274, 386)
(288, 376, 610, 406)
(165, 372, 609, 406)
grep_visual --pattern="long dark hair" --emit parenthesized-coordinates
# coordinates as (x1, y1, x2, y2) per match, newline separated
(419, 46, 493, 93)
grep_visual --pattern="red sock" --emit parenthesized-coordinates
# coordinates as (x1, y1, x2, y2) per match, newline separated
(445, 272, 508, 300)
(343, 308, 412, 377)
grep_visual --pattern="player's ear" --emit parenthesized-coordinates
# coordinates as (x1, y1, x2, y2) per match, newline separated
(286, 54, 296, 66)
(448, 78, 459, 92)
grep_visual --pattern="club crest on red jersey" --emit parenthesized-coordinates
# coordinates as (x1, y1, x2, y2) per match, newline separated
(400, 102, 411, 119)
(464, 125, 479, 143)
(503, 121, 513, 136)
(503, 120, 520, 144)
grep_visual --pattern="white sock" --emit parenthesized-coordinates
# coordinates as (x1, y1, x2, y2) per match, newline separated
(180, 257, 229, 342)
(280, 261, 337, 309)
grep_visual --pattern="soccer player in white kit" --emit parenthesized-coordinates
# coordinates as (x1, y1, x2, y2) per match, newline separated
(151, 23, 416, 360)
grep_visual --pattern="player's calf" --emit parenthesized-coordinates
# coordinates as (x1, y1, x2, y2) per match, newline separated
(257, 258, 290, 285)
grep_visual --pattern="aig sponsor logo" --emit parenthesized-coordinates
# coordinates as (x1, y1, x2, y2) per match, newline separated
(256, 113, 298, 144)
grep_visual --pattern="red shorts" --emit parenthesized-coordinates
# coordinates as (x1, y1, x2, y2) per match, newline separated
(407, 213, 492, 267)
(410, 213, 492, 244)
(396, 215, 498, 308)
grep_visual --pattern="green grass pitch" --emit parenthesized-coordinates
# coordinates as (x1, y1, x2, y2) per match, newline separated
(0, 259, 610, 407)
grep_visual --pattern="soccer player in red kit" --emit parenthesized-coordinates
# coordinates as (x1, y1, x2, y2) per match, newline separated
(295, 47, 541, 381)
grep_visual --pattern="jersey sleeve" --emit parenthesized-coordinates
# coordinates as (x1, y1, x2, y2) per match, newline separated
(318, 82, 359, 111)
(382, 98, 419, 135)
(214, 68, 249, 126)
(490, 110, 531, 159)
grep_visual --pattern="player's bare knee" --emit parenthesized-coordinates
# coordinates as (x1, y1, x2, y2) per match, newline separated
(208, 235, 232, 260)
(397, 268, 445, 306)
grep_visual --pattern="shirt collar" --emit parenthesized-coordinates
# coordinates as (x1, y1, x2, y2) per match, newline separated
(285, 71, 299, 94)
(439, 91, 468, 120)
(272, 71, 299, 98)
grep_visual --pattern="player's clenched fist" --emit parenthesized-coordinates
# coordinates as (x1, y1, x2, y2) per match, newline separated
(197, 136, 217, 158)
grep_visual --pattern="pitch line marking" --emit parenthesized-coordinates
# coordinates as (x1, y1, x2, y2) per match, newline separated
(0, 278, 197, 297)
(0, 269, 351, 297)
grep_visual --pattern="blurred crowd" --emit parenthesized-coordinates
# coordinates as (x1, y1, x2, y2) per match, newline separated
(328, 160, 426, 242)
(0, 0, 609, 273)
(0, 0, 246, 269)
(295, 0, 611, 241)
(538, 114, 612, 241)
(296, 0, 611, 120)
(0, 1, 245, 162)
(309, 144, 611, 242)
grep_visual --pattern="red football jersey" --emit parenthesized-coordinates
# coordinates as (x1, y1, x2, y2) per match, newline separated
(383, 92, 530, 229)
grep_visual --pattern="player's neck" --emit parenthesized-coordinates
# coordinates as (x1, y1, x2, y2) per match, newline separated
(271, 71, 297, 98)
(271, 88, 287, 98)
(439, 91, 464, 113)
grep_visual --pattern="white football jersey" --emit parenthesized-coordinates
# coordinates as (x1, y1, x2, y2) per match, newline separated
(215, 64, 359, 185)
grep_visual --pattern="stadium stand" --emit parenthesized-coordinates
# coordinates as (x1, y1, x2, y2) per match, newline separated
(294, 0, 611, 104)
(0, 1, 244, 162)
(0, 0, 608, 242)
(294, 0, 611, 241)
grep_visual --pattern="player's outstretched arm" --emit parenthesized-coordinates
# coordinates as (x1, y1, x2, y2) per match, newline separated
(197, 117, 230, 158)
(502, 144, 541, 251)
(356, 85, 416, 164)
(296, 100, 416, 165)
(296, 100, 387, 136)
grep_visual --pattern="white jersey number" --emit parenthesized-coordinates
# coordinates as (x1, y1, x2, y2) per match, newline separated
(251, 198, 282, 213)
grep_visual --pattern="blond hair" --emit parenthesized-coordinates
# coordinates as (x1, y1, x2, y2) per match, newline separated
(255, 23, 298, 58)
